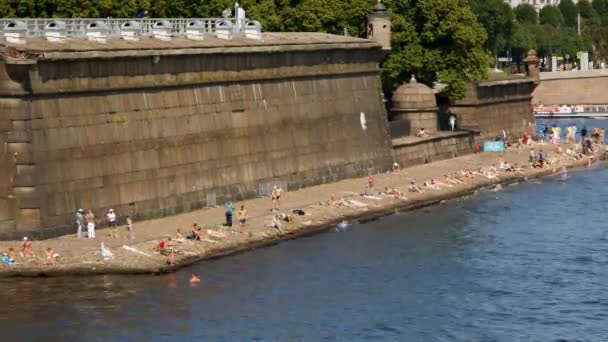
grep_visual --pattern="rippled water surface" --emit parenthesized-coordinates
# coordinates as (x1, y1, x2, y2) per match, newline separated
(2, 128, 608, 341)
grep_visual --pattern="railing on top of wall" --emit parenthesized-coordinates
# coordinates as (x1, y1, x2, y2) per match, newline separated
(0, 18, 254, 38)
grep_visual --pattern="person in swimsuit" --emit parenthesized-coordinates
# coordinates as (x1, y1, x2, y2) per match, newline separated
(271, 185, 283, 211)
(20, 237, 35, 258)
(85, 209, 96, 239)
(238, 205, 247, 228)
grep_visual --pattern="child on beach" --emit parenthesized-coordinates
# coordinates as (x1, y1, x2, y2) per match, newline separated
(238, 205, 248, 229)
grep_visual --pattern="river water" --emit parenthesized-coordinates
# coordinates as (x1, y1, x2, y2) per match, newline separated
(2, 120, 608, 341)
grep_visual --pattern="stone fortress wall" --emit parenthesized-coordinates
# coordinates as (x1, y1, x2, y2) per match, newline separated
(445, 78, 537, 140)
(0, 34, 394, 239)
(532, 70, 608, 106)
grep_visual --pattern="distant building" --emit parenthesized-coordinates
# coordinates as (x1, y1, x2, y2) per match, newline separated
(506, 0, 577, 11)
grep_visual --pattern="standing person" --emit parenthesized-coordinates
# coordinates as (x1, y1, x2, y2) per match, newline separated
(581, 126, 588, 145)
(238, 205, 248, 229)
(448, 114, 456, 132)
(224, 201, 234, 227)
(367, 174, 375, 195)
(106, 209, 118, 238)
(75, 208, 85, 239)
(85, 209, 96, 239)
(271, 185, 283, 211)
(126, 216, 134, 240)
(271, 185, 279, 211)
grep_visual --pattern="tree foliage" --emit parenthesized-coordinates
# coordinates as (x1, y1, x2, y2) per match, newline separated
(514, 4, 537, 25)
(539, 6, 564, 27)
(559, 0, 578, 28)
(381, 0, 491, 100)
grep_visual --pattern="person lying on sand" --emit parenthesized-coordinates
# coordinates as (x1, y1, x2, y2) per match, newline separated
(423, 180, 440, 190)
(1, 252, 17, 265)
(268, 216, 283, 231)
(382, 187, 405, 199)
(322, 195, 339, 207)
(276, 213, 294, 223)
(431, 178, 450, 188)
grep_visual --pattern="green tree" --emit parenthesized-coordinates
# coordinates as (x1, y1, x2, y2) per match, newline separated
(539, 6, 564, 27)
(0, 0, 15, 17)
(511, 22, 537, 59)
(578, 0, 598, 18)
(470, 0, 514, 68)
(559, 0, 578, 28)
(514, 4, 537, 24)
(593, 0, 608, 24)
(382, 0, 491, 100)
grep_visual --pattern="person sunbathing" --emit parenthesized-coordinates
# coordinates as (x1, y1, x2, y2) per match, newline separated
(99, 242, 114, 261)
(187, 224, 202, 241)
(175, 228, 185, 242)
(20, 237, 35, 258)
(154, 239, 167, 253)
(423, 180, 439, 190)
(270, 216, 283, 231)
(415, 128, 428, 138)
(408, 180, 423, 193)
(382, 187, 404, 198)
(45, 248, 60, 266)
(1, 252, 16, 265)
(431, 178, 449, 187)
(277, 213, 294, 223)
(323, 195, 338, 207)
(7, 247, 17, 261)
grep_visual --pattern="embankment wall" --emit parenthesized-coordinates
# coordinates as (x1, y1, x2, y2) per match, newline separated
(0, 38, 393, 239)
(446, 78, 537, 140)
(532, 72, 608, 105)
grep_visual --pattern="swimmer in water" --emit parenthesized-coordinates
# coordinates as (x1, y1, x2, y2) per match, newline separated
(560, 166, 568, 180)
(190, 274, 201, 284)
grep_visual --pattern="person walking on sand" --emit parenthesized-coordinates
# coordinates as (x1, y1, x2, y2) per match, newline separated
(75, 208, 85, 239)
(106, 209, 118, 238)
(238, 205, 248, 229)
(85, 209, 96, 239)
(224, 201, 234, 227)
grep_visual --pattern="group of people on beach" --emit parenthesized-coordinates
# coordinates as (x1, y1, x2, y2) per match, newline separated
(1, 237, 59, 266)
(75, 208, 134, 240)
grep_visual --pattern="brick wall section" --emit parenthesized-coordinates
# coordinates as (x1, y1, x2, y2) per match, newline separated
(532, 76, 608, 105)
(0, 40, 394, 239)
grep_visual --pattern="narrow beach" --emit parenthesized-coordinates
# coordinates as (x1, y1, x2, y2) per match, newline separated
(0, 144, 600, 277)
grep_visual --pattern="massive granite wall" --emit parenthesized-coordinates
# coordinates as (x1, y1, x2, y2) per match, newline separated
(532, 72, 608, 105)
(0, 35, 393, 239)
(444, 78, 537, 140)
